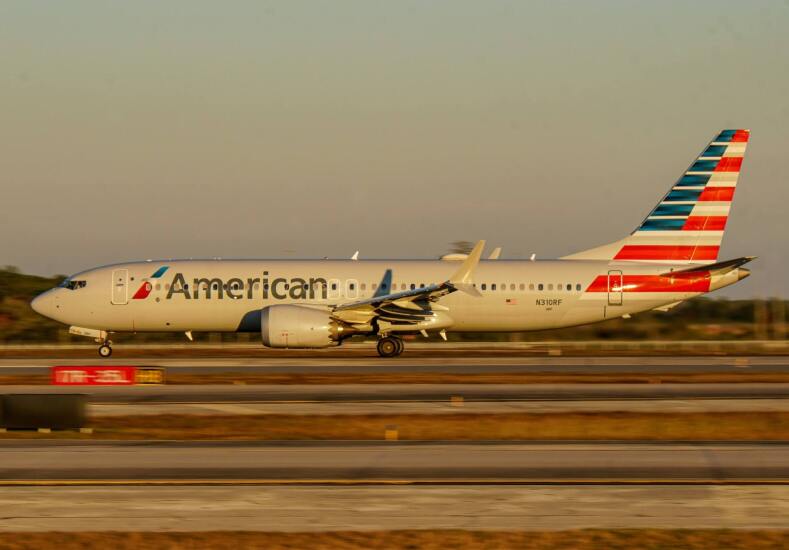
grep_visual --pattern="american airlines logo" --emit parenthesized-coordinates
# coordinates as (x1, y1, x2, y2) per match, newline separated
(165, 272, 330, 300)
(132, 266, 170, 300)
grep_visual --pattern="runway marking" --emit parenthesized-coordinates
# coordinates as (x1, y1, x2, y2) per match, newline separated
(1, 479, 789, 486)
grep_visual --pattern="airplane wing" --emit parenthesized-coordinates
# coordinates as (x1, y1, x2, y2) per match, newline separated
(331, 240, 485, 331)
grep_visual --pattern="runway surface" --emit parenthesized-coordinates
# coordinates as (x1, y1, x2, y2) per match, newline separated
(1, 355, 788, 374)
(87, 397, 789, 415)
(1, 441, 787, 481)
(3, 383, 788, 403)
(1, 485, 788, 532)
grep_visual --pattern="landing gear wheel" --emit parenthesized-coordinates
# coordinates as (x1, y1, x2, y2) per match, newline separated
(377, 336, 403, 358)
(98, 344, 113, 358)
(393, 337, 404, 356)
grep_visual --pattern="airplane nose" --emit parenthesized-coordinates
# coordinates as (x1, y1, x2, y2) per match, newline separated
(31, 291, 57, 319)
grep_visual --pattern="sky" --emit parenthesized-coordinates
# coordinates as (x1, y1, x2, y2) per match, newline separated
(2, 1, 788, 298)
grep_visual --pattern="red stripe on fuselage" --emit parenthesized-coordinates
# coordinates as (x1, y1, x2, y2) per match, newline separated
(614, 245, 719, 261)
(682, 216, 728, 231)
(585, 273, 711, 293)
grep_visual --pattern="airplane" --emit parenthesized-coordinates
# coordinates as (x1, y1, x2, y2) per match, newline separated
(31, 129, 753, 358)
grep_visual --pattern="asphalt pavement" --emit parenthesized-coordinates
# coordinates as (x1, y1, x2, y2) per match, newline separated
(1, 441, 786, 481)
(1, 355, 787, 374)
(2, 484, 788, 532)
(2, 383, 788, 403)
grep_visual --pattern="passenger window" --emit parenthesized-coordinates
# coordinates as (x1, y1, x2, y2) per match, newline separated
(491, 283, 497, 291)
(410, 283, 416, 290)
(519, 283, 525, 291)
(566, 284, 572, 291)
(328, 279, 341, 300)
(420, 283, 425, 288)
(510, 284, 516, 291)
(401, 284, 406, 290)
(361, 283, 366, 291)
(481, 284, 487, 290)
(529, 284, 535, 291)
(372, 283, 377, 290)
(576, 283, 582, 291)
(538, 284, 543, 291)
(548, 284, 553, 291)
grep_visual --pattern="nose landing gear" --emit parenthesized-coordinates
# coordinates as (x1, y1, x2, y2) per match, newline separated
(377, 336, 404, 358)
(98, 341, 113, 358)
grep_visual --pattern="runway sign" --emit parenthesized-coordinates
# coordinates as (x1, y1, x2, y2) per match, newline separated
(51, 366, 164, 385)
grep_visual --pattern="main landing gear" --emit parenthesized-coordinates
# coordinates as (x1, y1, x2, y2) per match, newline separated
(98, 341, 113, 358)
(377, 336, 404, 358)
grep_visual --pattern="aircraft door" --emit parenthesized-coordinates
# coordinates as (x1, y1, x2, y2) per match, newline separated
(607, 270, 623, 306)
(111, 269, 129, 305)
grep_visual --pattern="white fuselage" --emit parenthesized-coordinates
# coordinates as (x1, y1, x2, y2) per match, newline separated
(31, 258, 745, 336)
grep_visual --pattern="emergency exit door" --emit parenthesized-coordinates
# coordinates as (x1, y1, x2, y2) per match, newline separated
(607, 270, 623, 306)
(111, 269, 129, 305)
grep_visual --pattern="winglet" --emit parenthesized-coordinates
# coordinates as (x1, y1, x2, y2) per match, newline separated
(373, 269, 393, 298)
(351, 251, 359, 261)
(450, 240, 485, 284)
(447, 240, 484, 297)
(488, 247, 502, 260)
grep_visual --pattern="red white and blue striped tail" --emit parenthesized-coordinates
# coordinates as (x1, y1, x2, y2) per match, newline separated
(563, 129, 749, 264)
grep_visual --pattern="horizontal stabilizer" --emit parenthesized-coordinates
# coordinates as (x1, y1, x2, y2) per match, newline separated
(665, 256, 755, 275)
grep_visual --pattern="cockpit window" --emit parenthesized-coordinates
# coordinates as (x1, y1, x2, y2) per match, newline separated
(59, 279, 87, 290)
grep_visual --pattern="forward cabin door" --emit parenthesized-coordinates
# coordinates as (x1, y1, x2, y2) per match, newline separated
(111, 269, 129, 305)
(607, 270, 623, 306)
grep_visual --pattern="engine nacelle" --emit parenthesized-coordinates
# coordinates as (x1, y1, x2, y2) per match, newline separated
(260, 305, 340, 348)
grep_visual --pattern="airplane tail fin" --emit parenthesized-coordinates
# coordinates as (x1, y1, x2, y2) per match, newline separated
(562, 129, 749, 264)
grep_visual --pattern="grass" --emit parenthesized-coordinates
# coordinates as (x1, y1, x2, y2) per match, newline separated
(3, 371, 789, 386)
(3, 411, 789, 440)
(0, 530, 787, 549)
